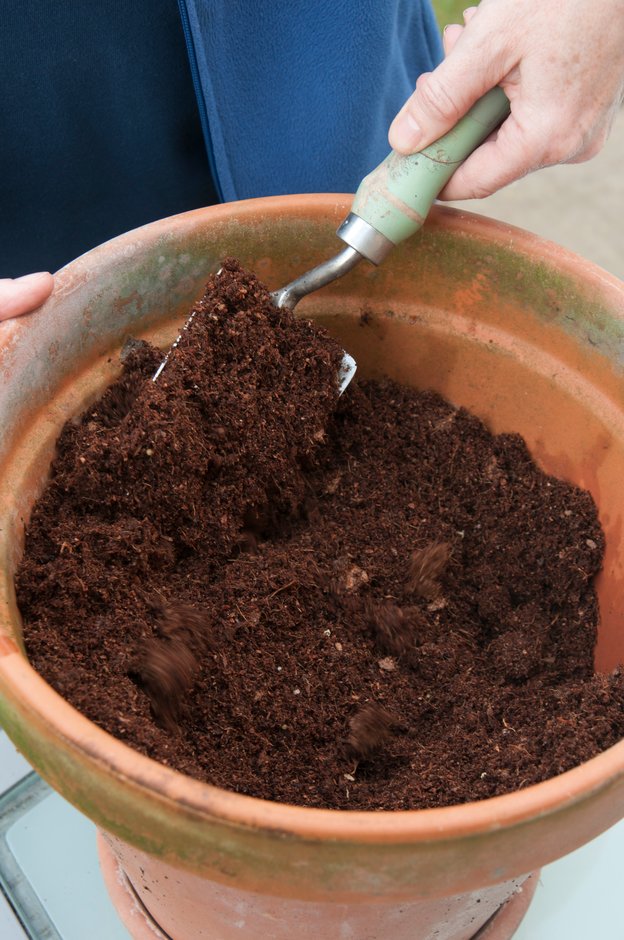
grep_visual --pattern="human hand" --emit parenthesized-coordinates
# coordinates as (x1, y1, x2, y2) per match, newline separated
(0, 273, 54, 321)
(388, 0, 624, 200)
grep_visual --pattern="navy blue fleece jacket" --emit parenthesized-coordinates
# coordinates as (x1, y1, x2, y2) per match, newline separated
(180, 0, 443, 200)
(1, 1, 442, 274)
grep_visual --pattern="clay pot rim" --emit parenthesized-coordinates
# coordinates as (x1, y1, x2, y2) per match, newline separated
(5, 193, 622, 312)
(2, 194, 624, 845)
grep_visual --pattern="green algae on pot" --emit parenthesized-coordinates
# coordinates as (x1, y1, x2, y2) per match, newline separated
(1, 197, 624, 940)
(407, 220, 624, 359)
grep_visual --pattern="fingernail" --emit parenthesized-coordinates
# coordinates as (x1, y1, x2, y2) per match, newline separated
(391, 111, 423, 152)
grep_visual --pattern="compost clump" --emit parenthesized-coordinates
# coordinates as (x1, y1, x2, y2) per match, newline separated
(16, 259, 624, 810)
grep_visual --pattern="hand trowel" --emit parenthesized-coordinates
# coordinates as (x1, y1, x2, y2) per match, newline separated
(155, 86, 510, 392)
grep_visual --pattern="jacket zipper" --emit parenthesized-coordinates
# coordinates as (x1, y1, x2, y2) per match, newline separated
(177, 0, 224, 201)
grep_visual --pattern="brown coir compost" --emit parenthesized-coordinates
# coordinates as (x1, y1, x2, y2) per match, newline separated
(16, 259, 624, 811)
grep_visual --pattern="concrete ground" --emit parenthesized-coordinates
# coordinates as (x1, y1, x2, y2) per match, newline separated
(448, 108, 624, 281)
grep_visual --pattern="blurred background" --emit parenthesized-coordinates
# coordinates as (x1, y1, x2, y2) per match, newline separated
(432, 1, 623, 280)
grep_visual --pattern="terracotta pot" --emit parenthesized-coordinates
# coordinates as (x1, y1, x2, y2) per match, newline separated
(0, 196, 623, 940)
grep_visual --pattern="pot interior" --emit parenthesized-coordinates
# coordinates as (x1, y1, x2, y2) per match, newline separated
(2, 201, 622, 675)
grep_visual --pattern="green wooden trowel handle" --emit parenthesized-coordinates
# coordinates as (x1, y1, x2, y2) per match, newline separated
(350, 86, 510, 247)
(274, 87, 510, 316)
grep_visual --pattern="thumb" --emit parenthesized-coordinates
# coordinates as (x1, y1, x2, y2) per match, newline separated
(0, 272, 54, 322)
(389, 36, 506, 154)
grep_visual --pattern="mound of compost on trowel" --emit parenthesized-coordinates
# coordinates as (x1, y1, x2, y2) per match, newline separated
(16, 259, 624, 811)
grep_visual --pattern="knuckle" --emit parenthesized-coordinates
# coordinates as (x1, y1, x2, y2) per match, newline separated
(519, 124, 566, 169)
(541, 133, 582, 167)
(536, 108, 606, 166)
(468, 181, 497, 200)
(566, 131, 606, 165)
(583, 131, 608, 160)
(473, 185, 495, 200)
(563, 129, 588, 160)
(416, 73, 463, 123)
